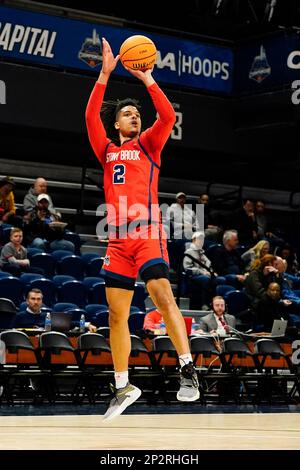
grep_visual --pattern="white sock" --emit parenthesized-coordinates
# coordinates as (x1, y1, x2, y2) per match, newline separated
(115, 371, 129, 389)
(179, 354, 193, 368)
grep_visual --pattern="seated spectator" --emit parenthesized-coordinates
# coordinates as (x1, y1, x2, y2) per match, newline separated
(183, 231, 225, 310)
(273, 256, 300, 310)
(241, 240, 270, 272)
(165, 192, 197, 270)
(255, 282, 291, 331)
(232, 199, 258, 248)
(0, 176, 22, 227)
(275, 243, 299, 275)
(24, 194, 74, 252)
(0, 228, 44, 277)
(16, 288, 48, 328)
(255, 200, 285, 250)
(16, 288, 97, 331)
(198, 296, 236, 334)
(244, 254, 278, 310)
(209, 229, 246, 288)
(143, 308, 163, 332)
(23, 177, 57, 217)
(197, 193, 222, 242)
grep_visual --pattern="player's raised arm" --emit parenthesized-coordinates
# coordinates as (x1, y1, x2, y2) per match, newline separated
(97, 37, 120, 85)
(85, 38, 119, 164)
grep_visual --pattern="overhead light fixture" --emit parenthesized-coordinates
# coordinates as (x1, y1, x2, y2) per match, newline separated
(264, 0, 277, 22)
(213, 0, 226, 16)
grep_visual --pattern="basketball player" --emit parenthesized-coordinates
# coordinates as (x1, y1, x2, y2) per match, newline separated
(86, 37, 199, 420)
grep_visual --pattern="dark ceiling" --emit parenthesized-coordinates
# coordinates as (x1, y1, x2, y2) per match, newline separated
(23, 0, 300, 42)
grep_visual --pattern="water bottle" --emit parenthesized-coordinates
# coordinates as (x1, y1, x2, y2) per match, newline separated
(0, 339, 6, 365)
(44, 312, 51, 331)
(160, 321, 166, 335)
(79, 313, 85, 333)
(191, 318, 198, 335)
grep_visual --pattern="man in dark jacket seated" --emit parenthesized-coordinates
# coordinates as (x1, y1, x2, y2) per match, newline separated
(16, 288, 48, 328)
(16, 288, 97, 331)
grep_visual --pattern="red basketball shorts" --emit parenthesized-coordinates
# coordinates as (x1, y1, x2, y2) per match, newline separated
(101, 224, 169, 283)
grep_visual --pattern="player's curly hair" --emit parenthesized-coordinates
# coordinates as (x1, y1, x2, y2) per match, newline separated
(101, 98, 141, 145)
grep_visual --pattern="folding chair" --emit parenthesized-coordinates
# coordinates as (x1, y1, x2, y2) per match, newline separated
(38, 331, 79, 403)
(129, 335, 164, 404)
(190, 335, 223, 403)
(152, 336, 178, 402)
(254, 339, 294, 403)
(0, 330, 46, 404)
(0, 298, 17, 313)
(74, 332, 112, 403)
(222, 337, 257, 403)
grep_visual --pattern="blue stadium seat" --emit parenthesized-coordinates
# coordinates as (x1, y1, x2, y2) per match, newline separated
(0, 224, 13, 245)
(131, 283, 147, 311)
(0, 311, 16, 329)
(0, 297, 17, 313)
(93, 309, 109, 328)
(81, 252, 100, 264)
(51, 250, 74, 261)
(57, 280, 86, 308)
(85, 304, 108, 316)
(30, 253, 56, 278)
(0, 277, 24, 307)
(19, 273, 44, 287)
(85, 257, 104, 277)
(83, 277, 104, 290)
(128, 312, 146, 334)
(0, 272, 13, 279)
(57, 255, 85, 280)
(216, 284, 236, 297)
(130, 306, 142, 313)
(64, 231, 82, 255)
(225, 290, 250, 316)
(52, 275, 76, 286)
(27, 247, 44, 259)
(88, 281, 107, 305)
(53, 302, 78, 312)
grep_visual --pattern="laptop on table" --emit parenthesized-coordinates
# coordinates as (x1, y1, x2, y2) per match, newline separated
(271, 319, 288, 337)
(50, 312, 72, 332)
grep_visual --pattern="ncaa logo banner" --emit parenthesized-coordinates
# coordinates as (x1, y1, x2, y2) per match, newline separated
(0, 5, 233, 93)
(235, 32, 300, 93)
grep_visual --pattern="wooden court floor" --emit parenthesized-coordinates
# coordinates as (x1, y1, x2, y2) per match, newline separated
(0, 413, 300, 450)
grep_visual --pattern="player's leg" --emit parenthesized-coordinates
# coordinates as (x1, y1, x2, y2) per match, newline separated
(136, 225, 199, 401)
(144, 267, 199, 402)
(103, 281, 141, 420)
(146, 276, 190, 354)
(106, 286, 133, 372)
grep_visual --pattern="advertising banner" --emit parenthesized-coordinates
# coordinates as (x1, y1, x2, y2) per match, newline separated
(0, 5, 233, 93)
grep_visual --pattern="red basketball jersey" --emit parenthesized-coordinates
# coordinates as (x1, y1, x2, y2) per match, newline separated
(86, 82, 176, 227)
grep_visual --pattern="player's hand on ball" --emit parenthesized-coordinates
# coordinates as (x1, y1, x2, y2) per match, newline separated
(101, 37, 120, 74)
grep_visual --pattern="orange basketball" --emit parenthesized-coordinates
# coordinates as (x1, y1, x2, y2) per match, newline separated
(119, 35, 157, 71)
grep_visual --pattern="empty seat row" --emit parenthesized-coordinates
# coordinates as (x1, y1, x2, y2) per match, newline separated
(0, 277, 147, 309)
